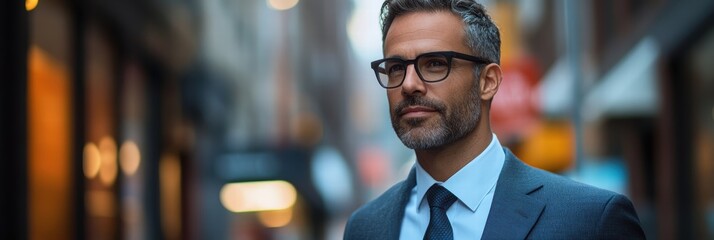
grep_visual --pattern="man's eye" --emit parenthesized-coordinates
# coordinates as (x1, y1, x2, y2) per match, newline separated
(423, 59, 448, 69)
(388, 64, 405, 75)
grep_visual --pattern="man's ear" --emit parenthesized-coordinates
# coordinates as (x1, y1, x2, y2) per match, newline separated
(479, 63, 502, 101)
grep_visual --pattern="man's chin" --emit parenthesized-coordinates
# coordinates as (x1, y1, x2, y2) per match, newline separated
(399, 138, 438, 150)
(403, 116, 427, 127)
(397, 124, 427, 137)
(397, 128, 438, 149)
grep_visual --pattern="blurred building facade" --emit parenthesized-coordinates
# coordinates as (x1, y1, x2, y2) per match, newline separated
(495, 0, 714, 239)
(1, 0, 714, 239)
(3, 0, 360, 239)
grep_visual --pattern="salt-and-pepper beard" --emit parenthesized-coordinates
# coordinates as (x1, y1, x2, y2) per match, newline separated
(391, 83, 481, 150)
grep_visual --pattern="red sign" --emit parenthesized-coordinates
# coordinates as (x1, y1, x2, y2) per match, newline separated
(491, 55, 541, 141)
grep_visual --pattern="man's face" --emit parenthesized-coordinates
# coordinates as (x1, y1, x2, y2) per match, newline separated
(384, 11, 482, 150)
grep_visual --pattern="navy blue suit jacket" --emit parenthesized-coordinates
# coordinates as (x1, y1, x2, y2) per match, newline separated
(344, 149, 645, 239)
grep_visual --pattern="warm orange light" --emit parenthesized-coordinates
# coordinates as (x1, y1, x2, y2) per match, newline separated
(26, 0, 38, 11)
(83, 143, 101, 178)
(119, 141, 141, 175)
(220, 181, 297, 213)
(160, 153, 182, 239)
(98, 136, 117, 186)
(257, 208, 293, 228)
(28, 45, 72, 239)
(267, 0, 299, 10)
(518, 121, 574, 173)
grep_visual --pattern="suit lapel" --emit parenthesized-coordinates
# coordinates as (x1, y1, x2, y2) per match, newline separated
(482, 149, 545, 240)
(382, 168, 417, 239)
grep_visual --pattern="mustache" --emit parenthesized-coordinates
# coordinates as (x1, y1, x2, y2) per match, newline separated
(394, 96, 446, 116)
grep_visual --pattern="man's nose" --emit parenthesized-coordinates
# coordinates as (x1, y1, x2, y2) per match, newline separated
(400, 64, 426, 96)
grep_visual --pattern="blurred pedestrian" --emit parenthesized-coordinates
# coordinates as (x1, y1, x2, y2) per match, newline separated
(344, 0, 645, 239)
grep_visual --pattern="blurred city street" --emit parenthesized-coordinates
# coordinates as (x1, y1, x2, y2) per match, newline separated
(1, 0, 714, 239)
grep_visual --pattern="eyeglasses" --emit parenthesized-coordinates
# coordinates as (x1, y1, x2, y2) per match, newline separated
(371, 51, 491, 89)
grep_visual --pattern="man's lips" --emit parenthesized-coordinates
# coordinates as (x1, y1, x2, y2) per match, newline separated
(399, 106, 438, 117)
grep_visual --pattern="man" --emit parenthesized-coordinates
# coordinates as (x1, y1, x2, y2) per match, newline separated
(344, 0, 645, 239)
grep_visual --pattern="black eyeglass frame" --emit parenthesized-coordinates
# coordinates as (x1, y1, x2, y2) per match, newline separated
(370, 51, 492, 89)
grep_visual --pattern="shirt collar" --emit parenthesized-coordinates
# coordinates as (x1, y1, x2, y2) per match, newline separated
(414, 133, 505, 212)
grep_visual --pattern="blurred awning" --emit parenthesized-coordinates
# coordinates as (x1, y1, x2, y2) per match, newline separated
(539, 37, 660, 120)
(539, 56, 573, 116)
(583, 37, 660, 120)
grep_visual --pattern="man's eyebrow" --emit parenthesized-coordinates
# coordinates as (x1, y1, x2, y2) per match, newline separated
(384, 54, 405, 59)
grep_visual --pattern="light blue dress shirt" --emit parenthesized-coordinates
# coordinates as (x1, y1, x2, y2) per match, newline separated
(399, 134, 506, 240)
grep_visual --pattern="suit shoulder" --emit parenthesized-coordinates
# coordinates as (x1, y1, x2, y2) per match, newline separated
(345, 180, 409, 238)
(503, 149, 621, 200)
(349, 180, 406, 221)
(525, 164, 622, 200)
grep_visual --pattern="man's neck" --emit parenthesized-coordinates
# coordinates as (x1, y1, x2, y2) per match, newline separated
(415, 127, 493, 182)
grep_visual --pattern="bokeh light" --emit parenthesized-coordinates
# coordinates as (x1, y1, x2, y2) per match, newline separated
(26, 0, 39, 11)
(220, 180, 297, 213)
(267, 0, 299, 11)
(83, 143, 101, 179)
(98, 136, 118, 186)
(119, 141, 141, 176)
(257, 208, 293, 228)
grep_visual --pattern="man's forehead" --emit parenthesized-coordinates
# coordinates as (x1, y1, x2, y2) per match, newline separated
(383, 11, 467, 57)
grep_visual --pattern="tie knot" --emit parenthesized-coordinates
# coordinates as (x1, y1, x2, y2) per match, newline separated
(426, 184, 457, 209)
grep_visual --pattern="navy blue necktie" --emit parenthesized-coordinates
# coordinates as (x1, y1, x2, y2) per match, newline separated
(424, 184, 457, 240)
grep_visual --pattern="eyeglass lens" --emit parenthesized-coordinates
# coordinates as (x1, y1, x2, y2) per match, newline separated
(376, 53, 450, 88)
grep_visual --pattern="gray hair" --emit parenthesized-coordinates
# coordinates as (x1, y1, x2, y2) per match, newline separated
(379, 0, 501, 65)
